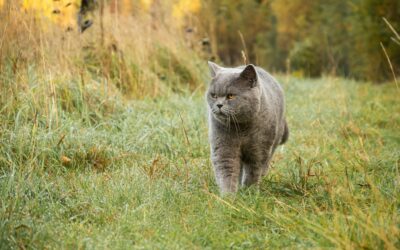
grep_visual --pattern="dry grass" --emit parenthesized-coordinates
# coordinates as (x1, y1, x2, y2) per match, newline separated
(0, 2, 399, 249)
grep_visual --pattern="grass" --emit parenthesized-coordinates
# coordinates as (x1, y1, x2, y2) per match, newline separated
(0, 3, 399, 249)
(1, 74, 399, 249)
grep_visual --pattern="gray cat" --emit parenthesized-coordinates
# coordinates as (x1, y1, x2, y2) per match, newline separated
(206, 62, 289, 194)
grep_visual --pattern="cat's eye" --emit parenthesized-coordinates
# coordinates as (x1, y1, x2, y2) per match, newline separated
(211, 93, 217, 98)
(226, 94, 235, 100)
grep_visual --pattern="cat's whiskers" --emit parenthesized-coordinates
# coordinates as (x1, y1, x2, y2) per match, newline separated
(212, 107, 239, 133)
(226, 110, 239, 134)
(227, 115, 231, 131)
(231, 113, 240, 134)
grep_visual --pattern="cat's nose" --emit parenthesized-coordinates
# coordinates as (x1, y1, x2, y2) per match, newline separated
(217, 104, 223, 109)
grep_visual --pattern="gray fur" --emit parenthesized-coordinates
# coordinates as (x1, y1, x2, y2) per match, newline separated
(206, 61, 289, 194)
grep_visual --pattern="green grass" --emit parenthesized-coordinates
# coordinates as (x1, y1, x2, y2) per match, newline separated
(0, 76, 399, 249)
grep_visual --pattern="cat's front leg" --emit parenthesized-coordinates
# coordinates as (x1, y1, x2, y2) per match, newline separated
(241, 162, 263, 186)
(242, 146, 273, 186)
(211, 144, 241, 194)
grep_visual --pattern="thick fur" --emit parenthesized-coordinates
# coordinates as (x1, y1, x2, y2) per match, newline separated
(206, 62, 288, 194)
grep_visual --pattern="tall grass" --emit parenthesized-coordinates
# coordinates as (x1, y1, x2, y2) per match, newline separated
(0, 2, 399, 249)
(0, 2, 206, 109)
(1, 76, 399, 248)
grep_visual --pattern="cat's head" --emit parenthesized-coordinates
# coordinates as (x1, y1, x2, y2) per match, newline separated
(206, 61, 262, 125)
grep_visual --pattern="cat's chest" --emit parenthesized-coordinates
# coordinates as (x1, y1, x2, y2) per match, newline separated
(240, 128, 268, 146)
(240, 136, 268, 163)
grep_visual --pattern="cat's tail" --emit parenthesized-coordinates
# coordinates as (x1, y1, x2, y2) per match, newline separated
(280, 120, 289, 145)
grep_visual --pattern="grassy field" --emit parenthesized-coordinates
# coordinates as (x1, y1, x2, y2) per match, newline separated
(1, 73, 399, 248)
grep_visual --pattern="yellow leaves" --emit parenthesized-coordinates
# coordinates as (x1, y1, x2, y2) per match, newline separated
(54, 1, 79, 29)
(22, 0, 53, 18)
(18, 0, 202, 30)
(140, 0, 153, 12)
(172, 0, 201, 25)
(138, 0, 202, 25)
(21, 0, 79, 30)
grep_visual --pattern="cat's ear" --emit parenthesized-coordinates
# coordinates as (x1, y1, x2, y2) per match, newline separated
(240, 64, 258, 87)
(208, 61, 221, 78)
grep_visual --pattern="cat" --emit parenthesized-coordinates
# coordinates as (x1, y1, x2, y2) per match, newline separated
(206, 61, 289, 194)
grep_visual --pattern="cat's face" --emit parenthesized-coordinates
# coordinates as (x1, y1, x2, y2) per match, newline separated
(206, 62, 261, 125)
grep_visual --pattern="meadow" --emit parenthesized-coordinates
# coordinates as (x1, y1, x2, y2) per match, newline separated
(1, 1, 400, 249)
(1, 73, 399, 248)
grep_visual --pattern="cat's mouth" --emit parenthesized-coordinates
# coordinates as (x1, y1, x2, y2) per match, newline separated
(213, 109, 226, 116)
(212, 109, 230, 122)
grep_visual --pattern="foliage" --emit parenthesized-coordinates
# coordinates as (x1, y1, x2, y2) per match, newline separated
(10, 0, 201, 31)
(6, 0, 399, 81)
(199, 0, 400, 82)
